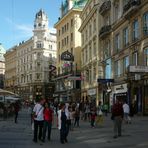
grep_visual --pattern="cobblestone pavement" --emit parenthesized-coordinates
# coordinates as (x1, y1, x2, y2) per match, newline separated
(0, 108, 148, 148)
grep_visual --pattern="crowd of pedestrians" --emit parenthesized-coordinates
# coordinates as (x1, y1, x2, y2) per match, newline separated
(25, 96, 136, 145)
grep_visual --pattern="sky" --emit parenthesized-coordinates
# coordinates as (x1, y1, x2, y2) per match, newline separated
(0, 0, 62, 50)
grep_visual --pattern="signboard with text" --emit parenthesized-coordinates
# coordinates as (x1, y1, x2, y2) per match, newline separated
(129, 66, 148, 73)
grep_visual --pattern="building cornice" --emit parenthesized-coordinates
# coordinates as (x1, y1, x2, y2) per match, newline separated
(79, 4, 99, 32)
(54, 9, 82, 28)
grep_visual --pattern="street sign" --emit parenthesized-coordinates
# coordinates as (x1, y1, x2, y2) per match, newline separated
(129, 65, 148, 73)
(97, 78, 114, 83)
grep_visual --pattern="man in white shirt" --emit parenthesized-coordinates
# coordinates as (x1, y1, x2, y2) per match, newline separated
(123, 101, 131, 124)
(33, 98, 45, 142)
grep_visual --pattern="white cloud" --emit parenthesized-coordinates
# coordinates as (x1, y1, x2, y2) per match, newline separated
(5, 17, 33, 39)
(49, 27, 56, 33)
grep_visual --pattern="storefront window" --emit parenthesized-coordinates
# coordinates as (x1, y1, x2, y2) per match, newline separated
(144, 48, 148, 66)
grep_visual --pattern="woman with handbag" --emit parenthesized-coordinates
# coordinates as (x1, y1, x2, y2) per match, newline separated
(32, 98, 45, 143)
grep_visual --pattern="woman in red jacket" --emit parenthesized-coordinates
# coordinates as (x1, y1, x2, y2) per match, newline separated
(42, 102, 53, 142)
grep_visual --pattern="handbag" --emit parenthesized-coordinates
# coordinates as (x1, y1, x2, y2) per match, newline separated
(32, 106, 43, 120)
(111, 114, 114, 120)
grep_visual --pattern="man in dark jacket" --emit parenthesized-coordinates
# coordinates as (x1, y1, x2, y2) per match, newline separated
(112, 99, 124, 138)
(14, 101, 20, 123)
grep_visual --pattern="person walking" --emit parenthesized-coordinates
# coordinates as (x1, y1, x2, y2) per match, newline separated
(42, 102, 53, 142)
(123, 101, 131, 124)
(74, 107, 80, 127)
(90, 108, 97, 128)
(103, 103, 108, 116)
(111, 99, 124, 138)
(14, 101, 20, 123)
(57, 103, 68, 144)
(32, 98, 45, 143)
(96, 101, 103, 126)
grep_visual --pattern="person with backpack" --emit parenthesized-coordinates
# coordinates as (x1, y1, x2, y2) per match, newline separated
(32, 98, 45, 143)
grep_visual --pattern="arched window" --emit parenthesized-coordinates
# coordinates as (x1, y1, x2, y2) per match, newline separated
(143, 12, 148, 36)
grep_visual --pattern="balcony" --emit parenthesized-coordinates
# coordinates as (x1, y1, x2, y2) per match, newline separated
(143, 27, 148, 36)
(123, 0, 141, 18)
(99, 1, 111, 15)
(99, 25, 111, 39)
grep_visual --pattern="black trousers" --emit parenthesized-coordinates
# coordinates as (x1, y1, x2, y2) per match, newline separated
(15, 112, 18, 123)
(33, 120, 44, 141)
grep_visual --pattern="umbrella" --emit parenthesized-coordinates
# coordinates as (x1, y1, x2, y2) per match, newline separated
(0, 89, 18, 96)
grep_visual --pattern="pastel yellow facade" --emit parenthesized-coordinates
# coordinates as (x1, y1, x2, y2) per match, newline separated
(55, 9, 82, 73)
(79, 0, 103, 105)
(4, 47, 17, 92)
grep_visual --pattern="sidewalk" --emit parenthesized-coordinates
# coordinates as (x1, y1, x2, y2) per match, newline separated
(0, 109, 148, 148)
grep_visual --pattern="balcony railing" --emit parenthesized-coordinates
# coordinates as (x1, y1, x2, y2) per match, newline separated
(143, 27, 148, 36)
(99, 1, 111, 15)
(123, 0, 141, 18)
(99, 25, 111, 39)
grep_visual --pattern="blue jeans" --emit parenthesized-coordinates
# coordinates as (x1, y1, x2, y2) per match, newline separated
(42, 121, 52, 140)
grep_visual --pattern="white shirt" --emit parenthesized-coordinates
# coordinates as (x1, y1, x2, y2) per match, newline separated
(123, 103, 130, 114)
(57, 110, 61, 130)
(33, 103, 44, 121)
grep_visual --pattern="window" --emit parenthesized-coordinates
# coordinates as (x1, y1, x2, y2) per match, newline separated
(114, 60, 121, 77)
(123, 0, 129, 6)
(132, 52, 138, 65)
(133, 20, 139, 41)
(93, 66, 96, 81)
(89, 24, 92, 36)
(36, 42, 42, 48)
(104, 39, 110, 59)
(71, 19, 73, 27)
(85, 30, 88, 41)
(123, 56, 129, 73)
(123, 27, 129, 46)
(71, 33, 73, 42)
(93, 19, 96, 32)
(115, 33, 120, 52)
(71, 48, 73, 55)
(58, 29, 61, 36)
(82, 34, 84, 45)
(93, 40, 96, 56)
(86, 49, 88, 62)
(114, 3, 120, 21)
(89, 43, 92, 59)
(144, 48, 148, 66)
(104, 15, 110, 25)
(36, 73, 41, 80)
(85, 69, 89, 82)
(143, 12, 148, 36)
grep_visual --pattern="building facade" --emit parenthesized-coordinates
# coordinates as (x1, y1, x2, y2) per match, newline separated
(5, 9, 57, 101)
(4, 46, 17, 92)
(79, 0, 148, 114)
(79, 0, 102, 105)
(54, 0, 88, 102)
(0, 43, 6, 89)
(98, 0, 148, 114)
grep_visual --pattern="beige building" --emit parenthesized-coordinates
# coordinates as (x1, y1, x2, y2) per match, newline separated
(4, 9, 57, 101)
(79, 0, 148, 114)
(54, 0, 88, 102)
(79, 0, 102, 105)
(0, 43, 6, 88)
(4, 46, 17, 92)
(98, 0, 148, 114)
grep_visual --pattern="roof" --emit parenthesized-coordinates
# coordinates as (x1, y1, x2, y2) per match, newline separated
(0, 43, 6, 61)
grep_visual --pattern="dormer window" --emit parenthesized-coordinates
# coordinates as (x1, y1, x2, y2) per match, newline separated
(38, 23, 42, 27)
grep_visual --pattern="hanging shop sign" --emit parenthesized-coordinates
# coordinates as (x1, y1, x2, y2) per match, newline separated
(61, 50, 74, 61)
(114, 83, 127, 94)
(129, 65, 148, 73)
(88, 88, 96, 96)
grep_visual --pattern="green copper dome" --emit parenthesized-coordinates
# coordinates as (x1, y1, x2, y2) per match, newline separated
(0, 43, 6, 61)
(73, 0, 88, 9)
